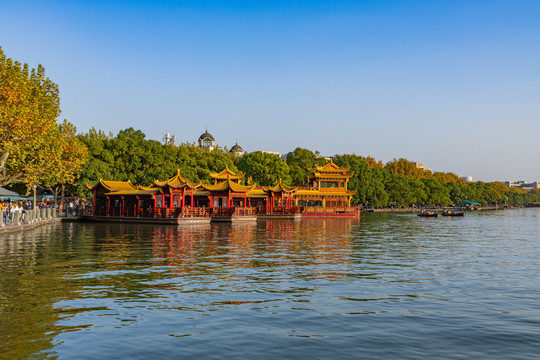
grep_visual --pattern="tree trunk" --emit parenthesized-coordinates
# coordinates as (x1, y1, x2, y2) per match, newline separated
(61, 184, 65, 210)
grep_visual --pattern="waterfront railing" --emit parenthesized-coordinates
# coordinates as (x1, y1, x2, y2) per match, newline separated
(1, 208, 58, 230)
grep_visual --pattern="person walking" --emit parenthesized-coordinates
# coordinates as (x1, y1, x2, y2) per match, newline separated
(0, 201, 6, 225)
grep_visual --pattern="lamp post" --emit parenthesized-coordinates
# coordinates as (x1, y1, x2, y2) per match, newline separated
(33, 184, 37, 209)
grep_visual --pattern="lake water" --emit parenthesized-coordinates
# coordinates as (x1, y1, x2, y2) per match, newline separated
(1, 209, 540, 359)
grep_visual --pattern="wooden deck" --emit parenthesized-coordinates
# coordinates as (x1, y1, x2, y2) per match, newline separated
(301, 206, 360, 218)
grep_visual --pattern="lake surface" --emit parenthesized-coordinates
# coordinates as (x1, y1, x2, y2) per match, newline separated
(1, 209, 540, 359)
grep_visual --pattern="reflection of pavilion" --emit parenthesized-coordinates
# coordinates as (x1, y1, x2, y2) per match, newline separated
(85, 161, 359, 225)
(148, 219, 357, 278)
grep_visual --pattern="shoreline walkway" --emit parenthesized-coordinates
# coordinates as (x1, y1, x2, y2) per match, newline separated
(1, 208, 60, 234)
(362, 205, 511, 213)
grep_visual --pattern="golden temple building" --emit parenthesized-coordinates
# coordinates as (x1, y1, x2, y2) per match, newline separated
(85, 161, 358, 222)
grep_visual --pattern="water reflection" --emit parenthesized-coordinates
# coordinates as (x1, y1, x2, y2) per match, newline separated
(0, 223, 84, 360)
(2, 211, 539, 359)
(146, 219, 358, 280)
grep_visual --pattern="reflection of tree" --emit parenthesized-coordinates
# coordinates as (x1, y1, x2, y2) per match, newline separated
(0, 224, 84, 359)
(0, 220, 358, 358)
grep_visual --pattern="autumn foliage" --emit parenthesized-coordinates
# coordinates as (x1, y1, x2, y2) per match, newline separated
(0, 47, 87, 189)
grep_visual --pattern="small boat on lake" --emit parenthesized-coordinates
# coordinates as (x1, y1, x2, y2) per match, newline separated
(441, 210, 465, 217)
(418, 210, 439, 217)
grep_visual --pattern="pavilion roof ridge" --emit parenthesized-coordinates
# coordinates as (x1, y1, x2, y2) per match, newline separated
(154, 169, 202, 189)
(87, 179, 138, 192)
(202, 178, 255, 192)
(310, 160, 352, 174)
(262, 178, 297, 194)
(210, 167, 244, 180)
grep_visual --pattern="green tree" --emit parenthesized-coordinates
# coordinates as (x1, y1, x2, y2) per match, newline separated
(385, 158, 431, 178)
(385, 173, 414, 206)
(177, 143, 237, 184)
(0, 47, 86, 189)
(421, 178, 451, 205)
(75, 128, 115, 195)
(432, 171, 465, 184)
(333, 154, 389, 207)
(408, 177, 427, 204)
(285, 147, 326, 186)
(237, 151, 290, 186)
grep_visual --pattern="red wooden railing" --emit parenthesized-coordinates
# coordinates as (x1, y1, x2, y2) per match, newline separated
(211, 207, 257, 217)
(91, 206, 212, 218)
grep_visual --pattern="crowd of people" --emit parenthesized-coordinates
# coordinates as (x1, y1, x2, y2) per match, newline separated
(1, 200, 30, 225)
(0, 199, 58, 225)
(0, 197, 90, 226)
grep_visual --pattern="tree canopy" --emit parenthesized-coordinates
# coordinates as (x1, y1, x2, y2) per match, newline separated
(237, 151, 290, 186)
(285, 147, 326, 186)
(0, 47, 87, 190)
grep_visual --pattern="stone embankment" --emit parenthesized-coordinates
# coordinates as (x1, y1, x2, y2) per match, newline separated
(1, 208, 59, 234)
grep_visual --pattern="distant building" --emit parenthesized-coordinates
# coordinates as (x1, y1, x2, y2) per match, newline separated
(505, 181, 525, 188)
(460, 176, 474, 183)
(504, 181, 540, 190)
(414, 162, 432, 173)
(198, 130, 215, 150)
(229, 143, 245, 156)
(261, 151, 289, 160)
(162, 133, 175, 145)
(262, 151, 282, 157)
(522, 182, 540, 190)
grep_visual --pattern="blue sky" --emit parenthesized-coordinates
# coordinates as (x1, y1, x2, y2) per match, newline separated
(2, 0, 539, 181)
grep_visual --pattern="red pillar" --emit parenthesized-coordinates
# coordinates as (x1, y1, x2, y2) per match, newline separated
(121, 197, 125, 217)
(191, 189, 194, 208)
(107, 198, 110, 216)
(181, 188, 185, 208)
(170, 192, 174, 209)
(244, 192, 247, 207)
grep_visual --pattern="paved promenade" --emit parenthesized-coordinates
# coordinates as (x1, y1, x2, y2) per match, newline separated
(1, 208, 59, 234)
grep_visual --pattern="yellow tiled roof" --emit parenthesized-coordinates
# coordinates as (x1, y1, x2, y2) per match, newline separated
(261, 179, 297, 193)
(210, 167, 244, 180)
(202, 177, 255, 192)
(87, 180, 138, 192)
(311, 161, 351, 174)
(311, 172, 354, 179)
(105, 189, 160, 196)
(154, 169, 202, 189)
(246, 189, 267, 198)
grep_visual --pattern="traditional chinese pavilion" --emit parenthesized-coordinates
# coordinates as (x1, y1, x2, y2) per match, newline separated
(295, 161, 356, 215)
(200, 168, 257, 221)
(84, 161, 358, 224)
